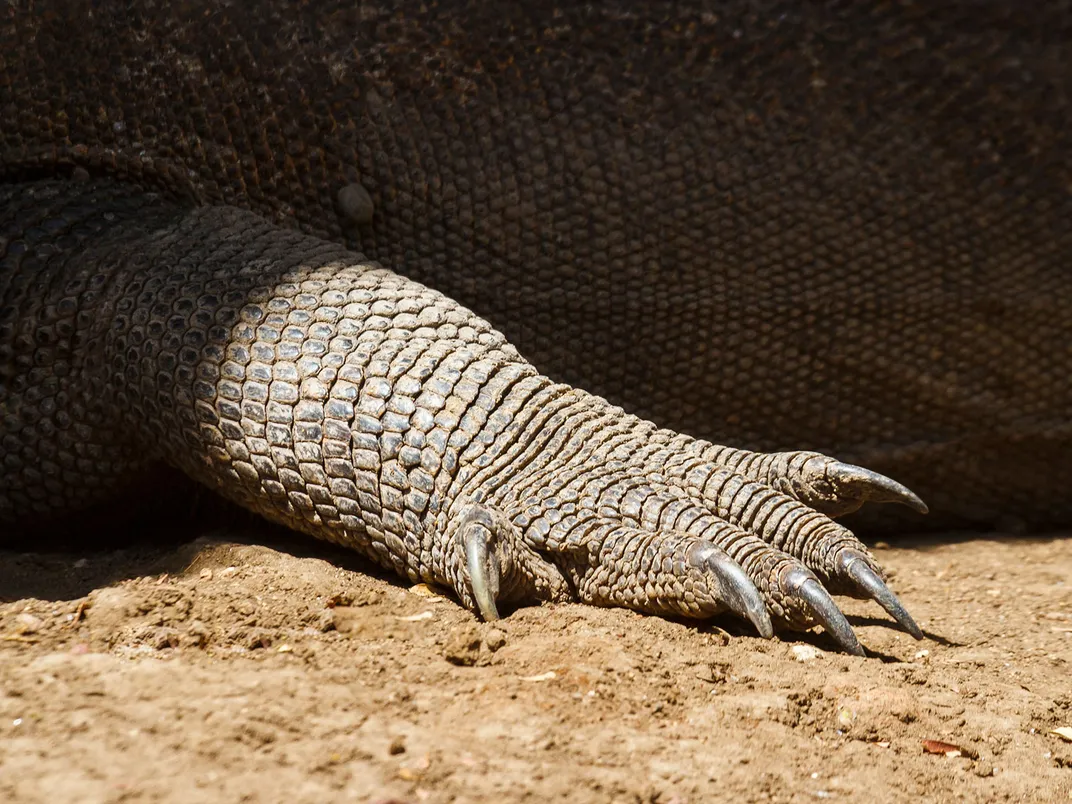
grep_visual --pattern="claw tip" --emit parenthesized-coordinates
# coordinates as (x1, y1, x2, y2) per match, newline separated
(792, 574, 866, 656)
(828, 462, 929, 514)
(842, 553, 924, 640)
(754, 616, 775, 640)
(702, 548, 773, 640)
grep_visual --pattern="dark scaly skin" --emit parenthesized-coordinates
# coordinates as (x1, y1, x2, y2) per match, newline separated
(2, 1, 1070, 530)
(0, 1, 1069, 648)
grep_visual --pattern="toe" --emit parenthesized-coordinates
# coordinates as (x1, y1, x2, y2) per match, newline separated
(834, 549, 924, 639)
(444, 499, 572, 619)
(688, 541, 773, 638)
(782, 566, 866, 656)
(664, 444, 927, 518)
(572, 523, 771, 628)
(458, 506, 503, 621)
(802, 457, 928, 517)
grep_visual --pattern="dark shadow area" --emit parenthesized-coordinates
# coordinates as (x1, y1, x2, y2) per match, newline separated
(0, 480, 404, 604)
(669, 611, 910, 657)
(864, 530, 1069, 551)
(844, 614, 961, 651)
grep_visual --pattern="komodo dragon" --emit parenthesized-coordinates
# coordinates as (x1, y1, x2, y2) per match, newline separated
(1, 1, 1069, 654)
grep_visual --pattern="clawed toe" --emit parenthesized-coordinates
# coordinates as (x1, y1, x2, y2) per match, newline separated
(787, 456, 929, 517)
(449, 500, 573, 622)
(782, 566, 866, 656)
(679, 446, 928, 518)
(688, 542, 773, 638)
(460, 506, 503, 621)
(836, 549, 923, 639)
(822, 460, 929, 515)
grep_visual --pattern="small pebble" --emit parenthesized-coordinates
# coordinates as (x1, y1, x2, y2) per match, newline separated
(792, 645, 824, 662)
(14, 613, 44, 634)
(521, 671, 557, 682)
(396, 754, 430, 780)
(443, 624, 482, 666)
(388, 736, 406, 755)
(145, 627, 181, 650)
(317, 609, 337, 633)
(226, 627, 273, 650)
(408, 584, 444, 601)
(484, 628, 507, 652)
(397, 611, 434, 622)
(183, 622, 210, 649)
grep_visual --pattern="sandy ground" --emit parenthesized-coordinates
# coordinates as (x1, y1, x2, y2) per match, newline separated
(1, 519, 1070, 804)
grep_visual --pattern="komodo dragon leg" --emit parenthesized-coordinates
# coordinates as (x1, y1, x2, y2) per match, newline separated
(0, 178, 926, 654)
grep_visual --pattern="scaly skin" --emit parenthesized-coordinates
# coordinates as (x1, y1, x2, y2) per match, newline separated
(0, 179, 926, 652)
(1, 1, 1070, 531)
(2, 2, 1070, 649)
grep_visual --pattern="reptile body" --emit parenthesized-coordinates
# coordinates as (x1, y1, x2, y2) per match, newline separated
(1, 1, 1069, 649)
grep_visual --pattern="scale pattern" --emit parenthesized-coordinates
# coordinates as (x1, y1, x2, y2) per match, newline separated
(0, 1, 1070, 643)
(1, 178, 931, 646)
(2, 1, 1069, 528)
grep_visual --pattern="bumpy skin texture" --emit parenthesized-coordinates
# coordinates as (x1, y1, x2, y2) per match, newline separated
(3, 1, 1070, 530)
(0, 2, 1069, 644)
(0, 178, 923, 649)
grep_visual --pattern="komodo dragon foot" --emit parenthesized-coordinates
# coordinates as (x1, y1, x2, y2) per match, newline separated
(0, 179, 926, 654)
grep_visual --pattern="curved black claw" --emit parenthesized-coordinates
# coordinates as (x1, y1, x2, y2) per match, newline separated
(784, 568, 866, 656)
(838, 551, 924, 639)
(826, 462, 929, 514)
(691, 543, 774, 638)
(460, 508, 502, 622)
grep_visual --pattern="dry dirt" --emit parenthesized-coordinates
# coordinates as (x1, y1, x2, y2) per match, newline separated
(1, 519, 1070, 804)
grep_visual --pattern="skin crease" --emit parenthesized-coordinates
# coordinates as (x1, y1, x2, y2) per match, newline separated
(0, 3, 1068, 648)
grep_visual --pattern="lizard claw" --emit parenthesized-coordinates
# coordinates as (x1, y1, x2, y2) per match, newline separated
(460, 506, 502, 621)
(783, 567, 866, 656)
(689, 542, 773, 638)
(823, 461, 929, 515)
(837, 550, 923, 639)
